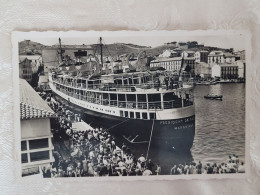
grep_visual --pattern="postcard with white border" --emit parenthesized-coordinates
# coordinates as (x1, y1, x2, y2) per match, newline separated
(12, 30, 250, 180)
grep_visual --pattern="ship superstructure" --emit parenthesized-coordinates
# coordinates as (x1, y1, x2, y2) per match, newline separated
(48, 37, 195, 151)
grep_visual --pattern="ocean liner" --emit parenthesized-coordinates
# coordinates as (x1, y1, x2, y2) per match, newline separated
(48, 38, 195, 151)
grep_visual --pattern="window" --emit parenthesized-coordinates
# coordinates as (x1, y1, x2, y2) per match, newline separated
(21, 141, 27, 151)
(120, 110, 124, 117)
(136, 112, 140, 119)
(130, 112, 134, 118)
(142, 112, 148, 119)
(30, 151, 50, 162)
(21, 153, 28, 163)
(124, 111, 128, 118)
(150, 113, 156, 120)
(29, 138, 49, 150)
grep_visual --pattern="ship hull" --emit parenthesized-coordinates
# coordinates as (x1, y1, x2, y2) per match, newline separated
(55, 94, 195, 151)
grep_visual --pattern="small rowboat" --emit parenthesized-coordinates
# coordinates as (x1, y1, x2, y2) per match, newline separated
(204, 94, 223, 100)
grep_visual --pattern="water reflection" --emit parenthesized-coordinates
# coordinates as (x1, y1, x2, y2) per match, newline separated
(192, 83, 245, 164)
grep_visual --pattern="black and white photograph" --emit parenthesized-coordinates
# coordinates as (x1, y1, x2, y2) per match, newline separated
(16, 31, 247, 179)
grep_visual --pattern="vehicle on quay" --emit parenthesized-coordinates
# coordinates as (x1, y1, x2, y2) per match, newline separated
(48, 38, 195, 151)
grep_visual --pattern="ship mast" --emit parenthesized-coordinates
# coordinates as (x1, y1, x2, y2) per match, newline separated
(178, 55, 185, 81)
(100, 37, 103, 69)
(58, 37, 63, 62)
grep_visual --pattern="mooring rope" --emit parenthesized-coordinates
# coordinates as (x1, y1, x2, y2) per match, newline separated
(107, 118, 131, 131)
(146, 118, 155, 161)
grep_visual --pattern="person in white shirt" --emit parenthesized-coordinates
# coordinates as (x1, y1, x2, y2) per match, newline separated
(237, 162, 245, 173)
(143, 168, 152, 176)
(155, 164, 161, 175)
(138, 154, 146, 163)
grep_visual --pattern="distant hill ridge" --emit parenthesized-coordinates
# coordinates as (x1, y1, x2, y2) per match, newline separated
(19, 40, 45, 55)
(19, 40, 233, 57)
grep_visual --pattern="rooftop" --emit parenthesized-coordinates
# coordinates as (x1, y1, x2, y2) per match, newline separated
(19, 55, 42, 61)
(196, 50, 209, 53)
(20, 79, 55, 120)
(151, 57, 195, 63)
(223, 53, 235, 57)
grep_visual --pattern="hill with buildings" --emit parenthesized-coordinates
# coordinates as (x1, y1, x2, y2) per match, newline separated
(19, 40, 46, 55)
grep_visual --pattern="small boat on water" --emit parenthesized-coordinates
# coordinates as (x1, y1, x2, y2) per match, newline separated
(196, 81, 217, 85)
(204, 94, 223, 100)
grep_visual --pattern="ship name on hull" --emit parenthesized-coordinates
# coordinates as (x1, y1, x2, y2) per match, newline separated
(159, 116, 195, 125)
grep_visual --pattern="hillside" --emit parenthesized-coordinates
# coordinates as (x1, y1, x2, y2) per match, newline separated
(19, 39, 231, 59)
(19, 40, 45, 55)
(90, 43, 146, 57)
(90, 43, 176, 57)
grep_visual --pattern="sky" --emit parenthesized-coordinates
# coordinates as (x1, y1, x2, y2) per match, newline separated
(16, 31, 247, 51)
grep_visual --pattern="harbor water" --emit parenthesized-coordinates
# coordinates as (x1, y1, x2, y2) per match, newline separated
(115, 83, 245, 175)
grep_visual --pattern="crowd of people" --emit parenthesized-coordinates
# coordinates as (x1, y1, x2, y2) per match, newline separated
(170, 155, 245, 175)
(40, 93, 161, 177)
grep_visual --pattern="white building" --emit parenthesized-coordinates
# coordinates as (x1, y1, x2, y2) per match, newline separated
(194, 51, 209, 63)
(19, 55, 42, 73)
(208, 51, 225, 64)
(224, 53, 236, 63)
(150, 57, 195, 74)
(159, 49, 178, 58)
(181, 51, 195, 58)
(20, 79, 55, 176)
(235, 60, 246, 78)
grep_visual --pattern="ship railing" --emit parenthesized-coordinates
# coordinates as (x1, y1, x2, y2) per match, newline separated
(57, 87, 193, 109)
(148, 101, 162, 110)
(137, 102, 148, 109)
(183, 99, 193, 107)
(86, 83, 163, 92)
(102, 99, 109, 106)
(117, 101, 137, 109)
(109, 100, 117, 107)
(163, 100, 182, 109)
(54, 80, 186, 92)
(76, 83, 87, 89)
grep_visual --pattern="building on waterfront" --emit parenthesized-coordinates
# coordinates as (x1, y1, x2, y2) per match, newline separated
(20, 55, 42, 68)
(208, 50, 225, 64)
(20, 79, 55, 176)
(150, 57, 195, 74)
(220, 63, 238, 79)
(224, 52, 236, 63)
(234, 50, 246, 61)
(19, 58, 34, 83)
(208, 51, 237, 64)
(211, 63, 239, 79)
(194, 50, 209, 63)
(235, 60, 246, 79)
